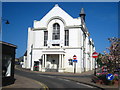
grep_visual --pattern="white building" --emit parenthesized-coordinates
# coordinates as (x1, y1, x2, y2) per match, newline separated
(23, 4, 96, 73)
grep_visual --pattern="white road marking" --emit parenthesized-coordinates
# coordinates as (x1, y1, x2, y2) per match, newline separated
(39, 75, 94, 88)
(58, 78, 70, 82)
(58, 78, 65, 80)
(47, 76, 54, 78)
(63, 79, 70, 82)
(39, 75, 46, 77)
(76, 82, 94, 88)
(39, 75, 55, 78)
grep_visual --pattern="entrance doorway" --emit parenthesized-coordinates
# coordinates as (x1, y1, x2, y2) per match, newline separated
(46, 54, 59, 72)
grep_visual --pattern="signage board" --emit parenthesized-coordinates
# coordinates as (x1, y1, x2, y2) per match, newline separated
(73, 60, 77, 63)
(92, 52, 98, 58)
(106, 74, 114, 80)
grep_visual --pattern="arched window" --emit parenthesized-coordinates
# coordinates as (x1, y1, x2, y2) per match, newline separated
(52, 23, 60, 40)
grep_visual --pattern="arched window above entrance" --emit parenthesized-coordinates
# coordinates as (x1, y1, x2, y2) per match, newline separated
(52, 23, 60, 40)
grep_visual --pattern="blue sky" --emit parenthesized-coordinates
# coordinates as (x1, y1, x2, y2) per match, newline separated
(2, 2, 118, 58)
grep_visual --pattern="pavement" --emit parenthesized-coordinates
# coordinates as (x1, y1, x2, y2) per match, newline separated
(2, 74, 48, 90)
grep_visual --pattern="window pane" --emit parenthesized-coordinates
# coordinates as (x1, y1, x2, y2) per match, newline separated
(65, 30, 69, 46)
(44, 31, 48, 46)
(52, 23, 60, 40)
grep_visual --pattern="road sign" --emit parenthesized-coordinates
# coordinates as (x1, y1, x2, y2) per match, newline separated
(73, 55, 77, 74)
(92, 52, 98, 58)
(92, 52, 98, 75)
(73, 59, 77, 63)
(73, 55, 77, 60)
(106, 74, 114, 80)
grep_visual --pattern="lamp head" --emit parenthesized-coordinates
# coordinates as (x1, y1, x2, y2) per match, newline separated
(5, 20, 10, 24)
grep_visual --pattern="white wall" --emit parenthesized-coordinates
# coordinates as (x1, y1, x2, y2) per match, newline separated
(34, 31, 44, 48)
(69, 28, 79, 47)
(26, 27, 33, 69)
(22, 56, 27, 68)
(64, 48, 82, 73)
(31, 49, 43, 71)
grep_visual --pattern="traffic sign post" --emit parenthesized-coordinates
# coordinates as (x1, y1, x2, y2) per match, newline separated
(73, 55, 77, 74)
(92, 52, 98, 76)
(74, 61, 76, 74)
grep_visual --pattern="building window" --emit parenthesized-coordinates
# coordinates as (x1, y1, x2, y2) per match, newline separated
(68, 59, 73, 65)
(65, 30, 69, 46)
(52, 44, 60, 46)
(44, 31, 48, 46)
(52, 23, 60, 40)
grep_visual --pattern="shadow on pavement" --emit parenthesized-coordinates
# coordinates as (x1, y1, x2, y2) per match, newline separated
(2, 77, 16, 86)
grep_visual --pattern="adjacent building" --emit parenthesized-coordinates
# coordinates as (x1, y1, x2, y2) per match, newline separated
(1, 41, 17, 86)
(22, 4, 95, 73)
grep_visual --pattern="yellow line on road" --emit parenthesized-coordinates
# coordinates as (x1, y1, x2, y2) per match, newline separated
(32, 79, 49, 90)
(15, 67, 49, 90)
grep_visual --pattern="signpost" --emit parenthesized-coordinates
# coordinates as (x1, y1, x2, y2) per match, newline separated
(73, 55, 77, 74)
(92, 52, 98, 76)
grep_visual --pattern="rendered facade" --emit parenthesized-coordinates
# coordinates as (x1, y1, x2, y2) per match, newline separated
(22, 4, 96, 73)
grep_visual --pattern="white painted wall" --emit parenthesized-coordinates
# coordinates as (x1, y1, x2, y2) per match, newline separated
(26, 27, 33, 69)
(34, 30, 44, 48)
(64, 48, 81, 73)
(69, 28, 79, 47)
(31, 49, 42, 71)
(22, 56, 27, 68)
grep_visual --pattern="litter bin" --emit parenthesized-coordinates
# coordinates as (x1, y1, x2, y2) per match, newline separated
(34, 66, 39, 71)
(34, 61, 39, 71)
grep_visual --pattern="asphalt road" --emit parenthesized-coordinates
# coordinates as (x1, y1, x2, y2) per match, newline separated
(15, 69, 99, 90)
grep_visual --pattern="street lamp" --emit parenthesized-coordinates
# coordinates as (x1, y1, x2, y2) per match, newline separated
(1, 18, 10, 24)
(0, 18, 10, 33)
(5, 20, 10, 24)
